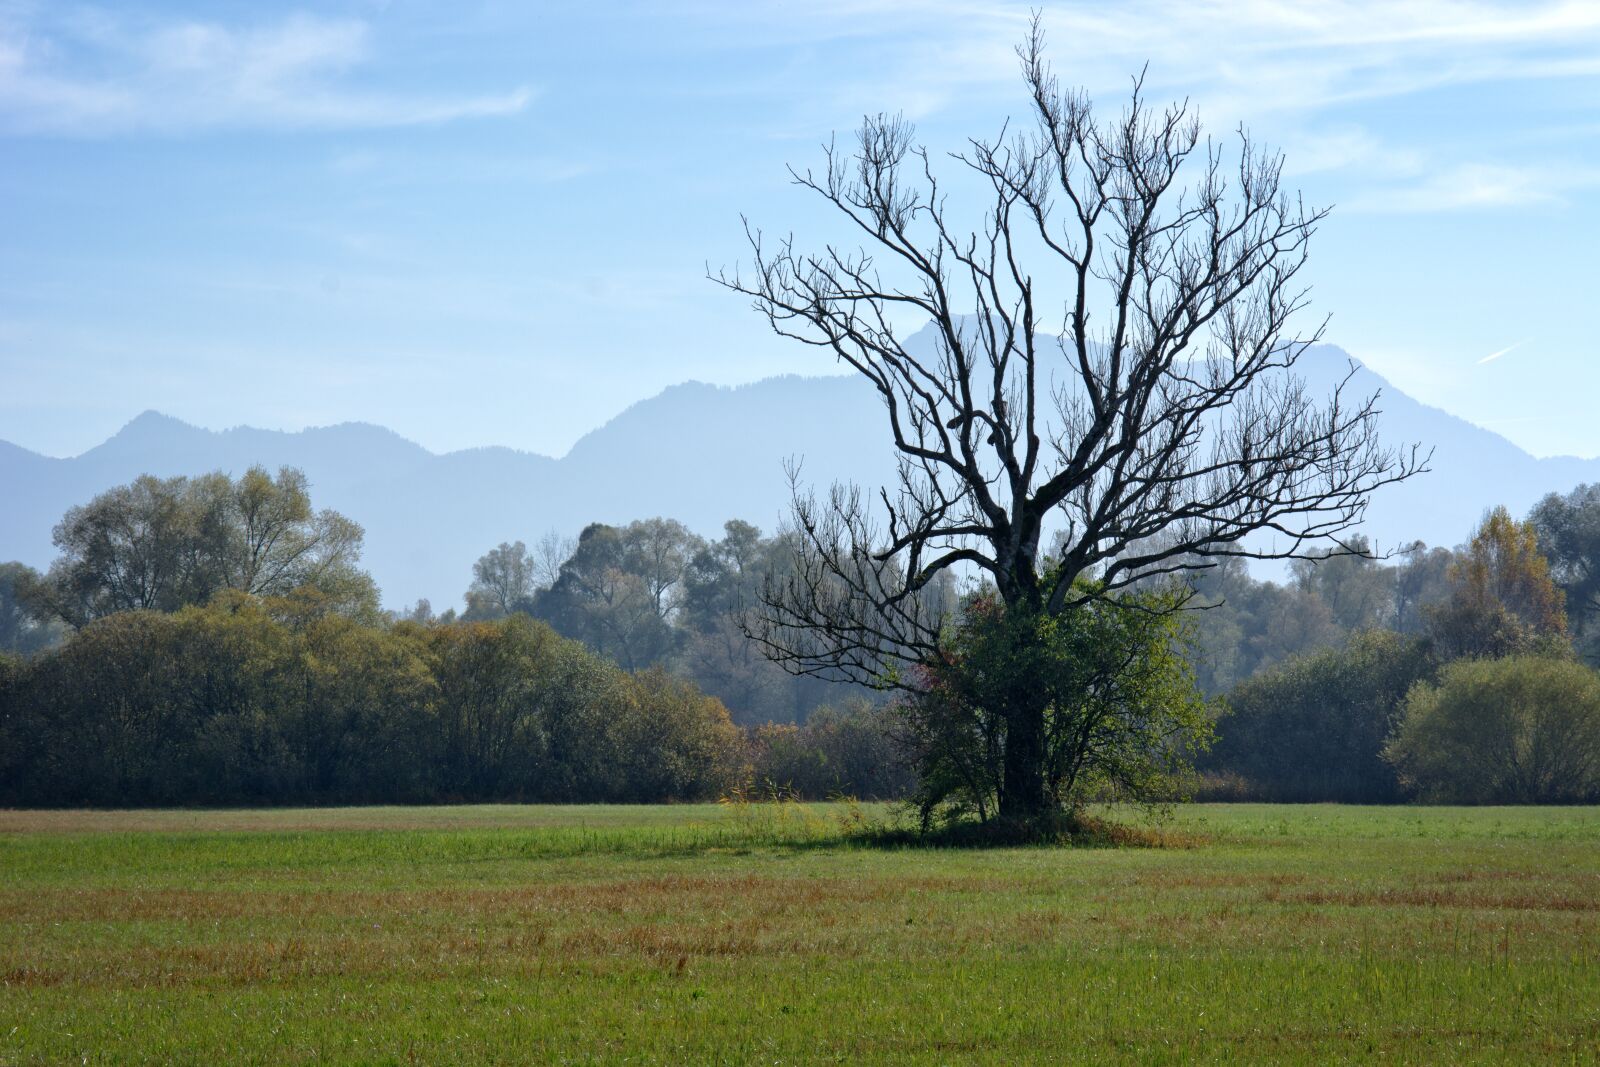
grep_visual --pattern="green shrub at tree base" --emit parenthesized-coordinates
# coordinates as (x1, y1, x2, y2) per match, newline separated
(1385, 654, 1600, 804)
(900, 586, 1211, 830)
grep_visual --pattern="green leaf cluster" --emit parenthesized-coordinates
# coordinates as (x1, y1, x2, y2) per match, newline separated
(903, 582, 1211, 827)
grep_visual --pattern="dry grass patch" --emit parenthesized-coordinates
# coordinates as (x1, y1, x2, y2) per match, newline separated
(1266, 884, 1600, 912)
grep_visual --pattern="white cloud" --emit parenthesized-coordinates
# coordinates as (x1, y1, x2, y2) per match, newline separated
(703, 1, 1600, 215)
(700, 0, 1600, 119)
(1346, 162, 1600, 212)
(0, 10, 533, 135)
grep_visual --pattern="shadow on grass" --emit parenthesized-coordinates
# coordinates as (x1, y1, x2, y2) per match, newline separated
(710, 801, 1209, 853)
(717, 790, 1211, 853)
(845, 811, 1210, 851)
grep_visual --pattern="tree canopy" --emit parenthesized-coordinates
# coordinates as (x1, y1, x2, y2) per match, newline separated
(1426, 506, 1566, 660)
(0, 600, 744, 807)
(1531, 483, 1600, 658)
(28, 467, 377, 627)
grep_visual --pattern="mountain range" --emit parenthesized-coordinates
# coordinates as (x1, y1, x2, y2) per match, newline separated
(2, 345, 1593, 608)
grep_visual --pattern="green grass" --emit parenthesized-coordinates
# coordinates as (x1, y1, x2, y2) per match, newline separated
(2, 802, 1598, 1064)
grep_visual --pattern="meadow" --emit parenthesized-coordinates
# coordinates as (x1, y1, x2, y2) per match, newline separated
(2, 802, 1598, 1064)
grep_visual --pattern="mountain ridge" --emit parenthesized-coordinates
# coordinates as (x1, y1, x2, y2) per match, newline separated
(2, 351, 1594, 607)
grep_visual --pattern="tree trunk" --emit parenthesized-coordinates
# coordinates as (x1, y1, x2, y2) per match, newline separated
(999, 690, 1052, 826)
(995, 557, 1054, 828)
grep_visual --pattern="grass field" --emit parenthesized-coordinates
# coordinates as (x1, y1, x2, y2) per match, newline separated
(2, 802, 1598, 1064)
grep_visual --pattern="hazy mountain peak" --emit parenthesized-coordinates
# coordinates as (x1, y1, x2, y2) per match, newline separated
(562, 374, 866, 464)
(2, 364, 1596, 606)
(113, 409, 193, 440)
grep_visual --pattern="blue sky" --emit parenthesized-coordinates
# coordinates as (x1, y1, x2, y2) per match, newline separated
(3, 1, 1599, 459)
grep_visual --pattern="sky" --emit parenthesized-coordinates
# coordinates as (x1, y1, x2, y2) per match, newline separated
(2, 0, 1599, 460)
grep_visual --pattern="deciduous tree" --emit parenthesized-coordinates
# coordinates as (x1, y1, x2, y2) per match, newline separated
(1426, 506, 1565, 660)
(466, 540, 539, 619)
(1530, 483, 1600, 659)
(715, 19, 1419, 827)
(31, 467, 376, 627)
(534, 520, 702, 670)
(0, 562, 57, 654)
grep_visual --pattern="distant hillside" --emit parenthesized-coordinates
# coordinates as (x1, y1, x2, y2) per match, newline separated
(2, 344, 1595, 607)
(0, 376, 893, 607)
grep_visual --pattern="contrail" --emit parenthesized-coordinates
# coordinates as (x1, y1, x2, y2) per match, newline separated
(1477, 340, 1529, 365)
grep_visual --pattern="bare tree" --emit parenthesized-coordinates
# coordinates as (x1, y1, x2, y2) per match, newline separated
(714, 20, 1422, 823)
(532, 531, 577, 593)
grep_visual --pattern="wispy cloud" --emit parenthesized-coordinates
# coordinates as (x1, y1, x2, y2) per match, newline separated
(0, 10, 533, 135)
(700, 1, 1600, 213)
(1477, 339, 1530, 365)
(704, 1, 1600, 117)
(1347, 162, 1600, 212)
(1279, 126, 1426, 179)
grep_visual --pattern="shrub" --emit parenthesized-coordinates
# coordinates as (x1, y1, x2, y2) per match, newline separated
(613, 669, 746, 802)
(422, 616, 561, 801)
(749, 699, 913, 800)
(1385, 655, 1600, 803)
(3, 599, 746, 806)
(1207, 630, 1432, 802)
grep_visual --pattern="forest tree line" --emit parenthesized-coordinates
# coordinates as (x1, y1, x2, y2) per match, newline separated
(4, 467, 1600, 805)
(0, 468, 904, 805)
(1197, 499, 1599, 803)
